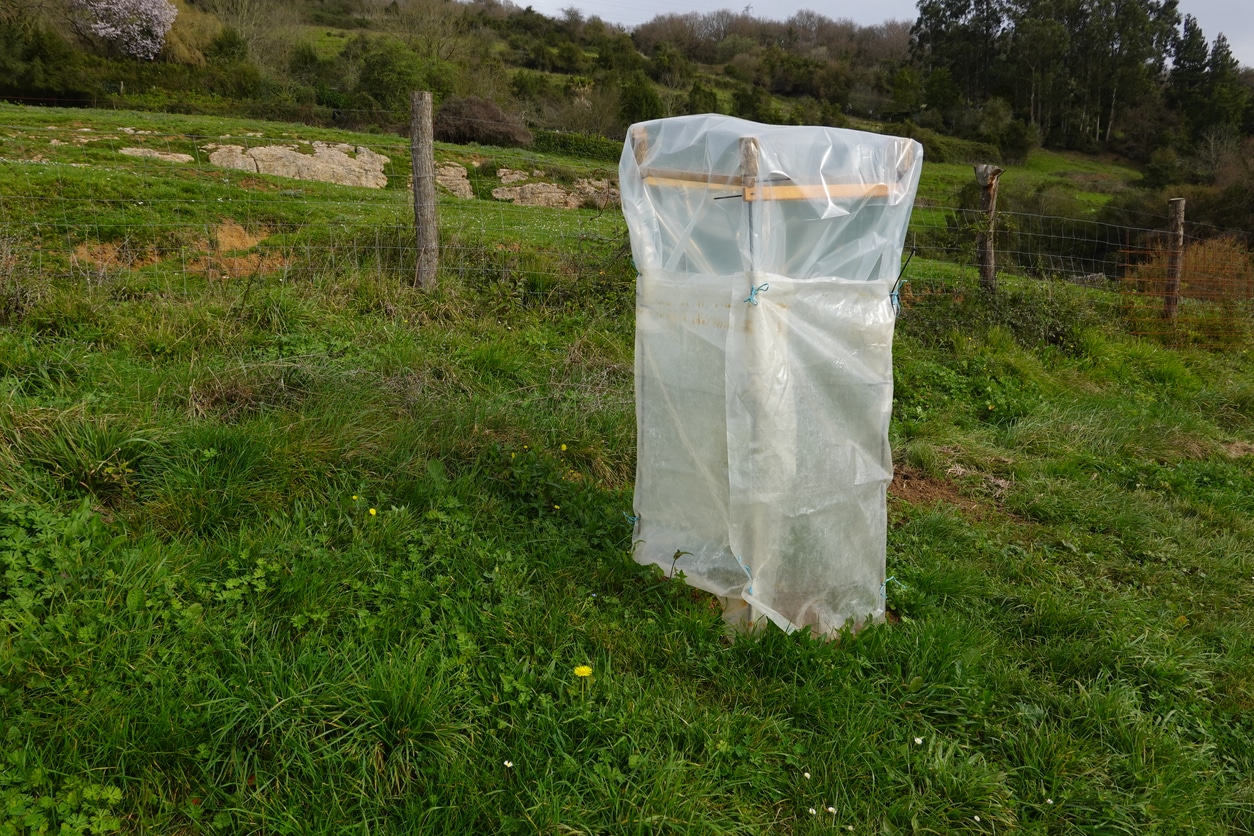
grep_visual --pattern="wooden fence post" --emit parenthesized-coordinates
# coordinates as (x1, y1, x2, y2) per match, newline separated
(411, 90, 438, 289)
(1162, 197, 1185, 320)
(974, 164, 1004, 294)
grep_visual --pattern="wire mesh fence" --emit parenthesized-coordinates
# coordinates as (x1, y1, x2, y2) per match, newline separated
(2, 118, 1252, 344)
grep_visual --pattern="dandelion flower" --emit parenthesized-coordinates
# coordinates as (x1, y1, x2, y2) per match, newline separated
(369, 508, 377, 516)
(560, 444, 567, 451)
(352, 495, 358, 500)
(554, 504, 561, 510)
(574, 665, 592, 677)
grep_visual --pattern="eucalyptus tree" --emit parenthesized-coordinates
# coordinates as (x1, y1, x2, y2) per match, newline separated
(1006, 2, 1068, 132)
(1167, 15, 1219, 139)
(911, 0, 1009, 104)
(1200, 34, 1249, 137)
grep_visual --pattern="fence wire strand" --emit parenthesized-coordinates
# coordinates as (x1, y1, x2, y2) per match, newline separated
(2, 121, 1251, 344)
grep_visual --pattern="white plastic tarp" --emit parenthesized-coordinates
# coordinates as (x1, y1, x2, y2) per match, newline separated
(620, 114, 922, 637)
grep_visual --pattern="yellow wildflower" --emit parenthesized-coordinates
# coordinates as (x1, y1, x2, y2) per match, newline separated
(574, 665, 592, 678)
(369, 508, 377, 516)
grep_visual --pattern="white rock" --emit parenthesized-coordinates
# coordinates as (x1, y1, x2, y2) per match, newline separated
(436, 163, 474, 198)
(120, 147, 194, 163)
(205, 141, 390, 188)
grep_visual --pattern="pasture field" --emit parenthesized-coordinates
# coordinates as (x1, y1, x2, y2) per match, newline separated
(1, 105, 1253, 834)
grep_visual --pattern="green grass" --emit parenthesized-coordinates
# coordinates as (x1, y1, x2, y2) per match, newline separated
(2, 105, 1254, 834)
(915, 148, 1143, 212)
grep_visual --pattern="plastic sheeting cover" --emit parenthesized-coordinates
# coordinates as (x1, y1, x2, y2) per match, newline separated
(621, 114, 923, 637)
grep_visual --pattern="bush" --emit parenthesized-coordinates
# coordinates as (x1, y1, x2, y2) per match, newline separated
(434, 96, 532, 148)
(619, 69, 663, 125)
(883, 122, 1000, 165)
(531, 129, 622, 161)
(354, 39, 452, 120)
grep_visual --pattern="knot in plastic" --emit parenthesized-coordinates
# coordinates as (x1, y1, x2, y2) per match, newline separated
(743, 282, 770, 306)
(890, 279, 908, 316)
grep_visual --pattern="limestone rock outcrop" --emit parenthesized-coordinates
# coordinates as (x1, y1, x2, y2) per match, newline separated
(206, 141, 390, 189)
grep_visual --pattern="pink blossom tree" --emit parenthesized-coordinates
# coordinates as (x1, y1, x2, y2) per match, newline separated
(67, 0, 178, 60)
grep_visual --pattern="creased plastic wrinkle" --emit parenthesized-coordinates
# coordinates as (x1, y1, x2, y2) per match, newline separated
(621, 114, 923, 638)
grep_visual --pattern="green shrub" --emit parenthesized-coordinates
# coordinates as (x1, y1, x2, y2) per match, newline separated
(532, 129, 622, 161)
(885, 122, 1001, 164)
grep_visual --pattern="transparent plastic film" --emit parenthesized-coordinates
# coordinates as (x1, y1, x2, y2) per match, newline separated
(622, 115, 922, 637)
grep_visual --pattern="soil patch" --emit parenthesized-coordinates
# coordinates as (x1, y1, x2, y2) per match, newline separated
(213, 221, 267, 252)
(889, 466, 986, 515)
(71, 241, 159, 271)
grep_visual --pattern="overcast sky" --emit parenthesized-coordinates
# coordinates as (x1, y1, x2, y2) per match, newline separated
(522, 0, 1254, 70)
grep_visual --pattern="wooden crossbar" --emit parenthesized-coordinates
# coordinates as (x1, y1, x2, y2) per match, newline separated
(640, 171, 892, 201)
(630, 124, 912, 203)
(743, 182, 891, 201)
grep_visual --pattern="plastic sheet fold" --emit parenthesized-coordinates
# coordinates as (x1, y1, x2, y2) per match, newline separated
(622, 114, 922, 637)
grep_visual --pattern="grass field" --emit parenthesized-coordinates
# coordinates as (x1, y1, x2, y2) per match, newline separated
(2, 105, 1254, 834)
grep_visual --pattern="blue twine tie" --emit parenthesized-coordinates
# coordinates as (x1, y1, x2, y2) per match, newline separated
(623, 512, 638, 525)
(878, 575, 908, 602)
(736, 559, 754, 595)
(890, 279, 907, 316)
(743, 282, 770, 306)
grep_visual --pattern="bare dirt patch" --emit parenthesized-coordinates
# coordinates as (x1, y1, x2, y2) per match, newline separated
(71, 241, 159, 271)
(890, 467, 975, 508)
(213, 221, 267, 252)
(182, 222, 290, 279)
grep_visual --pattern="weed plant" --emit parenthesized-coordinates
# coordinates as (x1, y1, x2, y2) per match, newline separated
(1, 105, 1253, 834)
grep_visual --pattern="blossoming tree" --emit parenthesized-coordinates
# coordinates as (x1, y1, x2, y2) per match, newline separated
(67, 0, 177, 60)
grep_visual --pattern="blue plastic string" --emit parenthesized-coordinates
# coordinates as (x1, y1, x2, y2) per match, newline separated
(743, 282, 770, 306)
(878, 575, 908, 602)
(890, 279, 907, 316)
(737, 559, 754, 595)
(623, 512, 639, 525)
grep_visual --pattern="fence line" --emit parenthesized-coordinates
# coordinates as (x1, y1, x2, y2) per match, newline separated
(1, 120, 1251, 343)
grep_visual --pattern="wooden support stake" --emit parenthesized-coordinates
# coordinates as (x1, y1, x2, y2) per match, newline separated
(1163, 197, 1185, 321)
(974, 164, 1004, 294)
(739, 137, 760, 269)
(411, 90, 438, 289)
(631, 125, 649, 167)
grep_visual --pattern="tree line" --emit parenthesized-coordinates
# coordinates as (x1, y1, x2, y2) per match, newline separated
(1, 0, 1252, 232)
